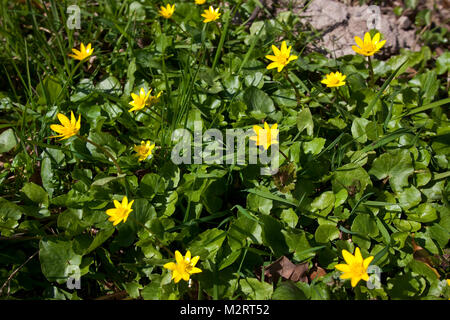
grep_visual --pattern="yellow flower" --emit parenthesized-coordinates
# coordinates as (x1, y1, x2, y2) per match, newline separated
(50, 111, 81, 140)
(195, 0, 206, 4)
(201, 6, 220, 23)
(250, 122, 279, 151)
(321, 71, 346, 87)
(352, 32, 386, 57)
(133, 140, 155, 161)
(128, 88, 151, 112)
(163, 250, 202, 283)
(265, 41, 298, 72)
(69, 43, 94, 61)
(159, 4, 175, 19)
(447, 279, 450, 286)
(105, 196, 134, 226)
(335, 247, 374, 287)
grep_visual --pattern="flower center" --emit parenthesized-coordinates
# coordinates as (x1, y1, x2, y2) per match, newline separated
(349, 262, 366, 277)
(363, 43, 376, 54)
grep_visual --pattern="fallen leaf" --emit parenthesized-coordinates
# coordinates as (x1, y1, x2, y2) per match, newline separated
(264, 256, 308, 283)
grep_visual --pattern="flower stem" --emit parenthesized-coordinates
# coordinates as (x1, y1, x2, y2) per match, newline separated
(77, 135, 123, 174)
(283, 71, 302, 106)
(367, 56, 375, 87)
(279, 148, 290, 162)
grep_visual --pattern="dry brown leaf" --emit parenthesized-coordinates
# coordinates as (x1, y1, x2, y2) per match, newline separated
(411, 235, 441, 279)
(264, 256, 308, 284)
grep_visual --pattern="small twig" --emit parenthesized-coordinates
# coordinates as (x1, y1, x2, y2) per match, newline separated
(0, 250, 39, 296)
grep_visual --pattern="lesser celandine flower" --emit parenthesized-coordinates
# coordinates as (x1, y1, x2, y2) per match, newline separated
(201, 6, 220, 23)
(352, 32, 386, 57)
(159, 4, 175, 19)
(321, 71, 346, 88)
(105, 196, 134, 226)
(134, 140, 155, 161)
(195, 0, 206, 4)
(69, 43, 94, 61)
(128, 88, 151, 112)
(335, 247, 374, 287)
(265, 41, 298, 73)
(250, 122, 279, 151)
(50, 111, 81, 140)
(164, 250, 202, 283)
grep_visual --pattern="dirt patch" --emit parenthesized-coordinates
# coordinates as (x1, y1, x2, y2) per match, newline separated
(277, 0, 420, 58)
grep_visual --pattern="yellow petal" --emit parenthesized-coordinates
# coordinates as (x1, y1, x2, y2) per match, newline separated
(340, 272, 353, 280)
(122, 196, 128, 207)
(266, 62, 280, 70)
(185, 250, 191, 262)
(271, 44, 281, 56)
(190, 267, 202, 274)
(342, 249, 355, 265)
(105, 208, 117, 216)
(181, 271, 190, 281)
(354, 36, 364, 48)
(354, 247, 363, 262)
(363, 32, 371, 45)
(351, 276, 361, 287)
(335, 264, 351, 273)
(376, 40, 386, 50)
(50, 124, 66, 134)
(190, 256, 200, 266)
(363, 256, 374, 269)
(372, 33, 380, 44)
(281, 41, 287, 54)
(265, 55, 278, 62)
(163, 262, 177, 270)
(57, 113, 71, 127)
(175, 250, 184, 265)
(352, 46, 364, 55)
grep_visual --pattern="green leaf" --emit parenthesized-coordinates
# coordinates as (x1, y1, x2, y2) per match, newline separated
(243, 86, 275, 118)
(303, 138, 326, 155)
(21, 182, 49, 206)
(39, 239, 82, 284)
(296, 108, 314, 136)
(0, 128, 18, 153)
(398, 186, 422, 210)
(351, 118, 370, 143)
(272, 281, 307, 300)
(369, 149, 414, 192)
(311, 191, 335, 217)
(85, 227, 115, 254)
(314, 224, 339, 243)
(406, 203, 437, 223)
(261, 214, 289, 256)
(189, 228, 226, 260)
(36, 76, 63, 105)
(239, 278, 273, 300)
(351, 213, 379, 249)
(408, 260, 438, 282)
(436, 52, 450, 75)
